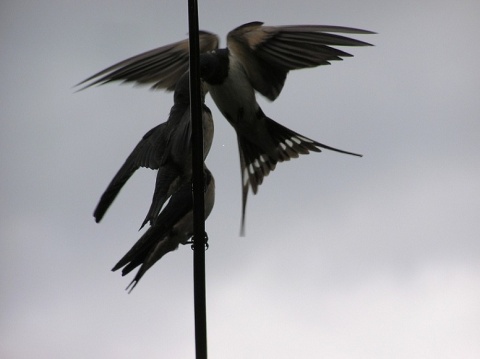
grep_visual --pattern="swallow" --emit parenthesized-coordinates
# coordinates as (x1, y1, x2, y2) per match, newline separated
(93, 71, 214, 228)
(78, 21, 374, 233)
(112, 166, 215, 292)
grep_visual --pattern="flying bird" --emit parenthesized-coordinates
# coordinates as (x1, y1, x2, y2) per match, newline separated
(79, 21, 373, 233)
(112, 166, 215, 292)
(93, 71, 214, 228)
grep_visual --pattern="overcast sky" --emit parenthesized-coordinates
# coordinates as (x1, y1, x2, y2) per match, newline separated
(1, 1, 480, 358)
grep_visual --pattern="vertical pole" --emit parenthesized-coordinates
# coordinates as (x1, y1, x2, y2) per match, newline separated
(188, 1, 208, 359)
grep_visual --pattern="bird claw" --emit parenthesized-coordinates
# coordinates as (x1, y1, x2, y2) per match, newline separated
(188, 233, 209, 250)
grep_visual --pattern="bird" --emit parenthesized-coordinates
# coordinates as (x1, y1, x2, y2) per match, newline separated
(112, 166, 215, 292)
(93, 71, 214, 228)
(78, 21, 374, 233)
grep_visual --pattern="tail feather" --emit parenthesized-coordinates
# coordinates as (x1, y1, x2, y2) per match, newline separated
(112, 168, 215, 291)
(112, 227, 158, 274)
(265, 117, 362, 159)
(237, 116, 362, 235)
(125, 236, 180, 292)
(237, 135, 277, 236)
(112, 224, 178, 293)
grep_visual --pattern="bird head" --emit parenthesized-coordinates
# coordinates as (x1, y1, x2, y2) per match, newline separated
(199, 50, 229, 85)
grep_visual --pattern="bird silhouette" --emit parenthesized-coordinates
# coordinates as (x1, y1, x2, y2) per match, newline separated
(93, 71, 214, 228)
(79, 21, 373, 233)
(112, 166, 215, 292)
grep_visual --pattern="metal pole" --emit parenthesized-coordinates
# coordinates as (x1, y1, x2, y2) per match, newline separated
(188, 1, 208, 358)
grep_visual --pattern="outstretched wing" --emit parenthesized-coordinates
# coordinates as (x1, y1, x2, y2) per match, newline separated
(227, 21, 374, 101)
(93, 123, 168, 222)
(76, 31, 219, 91)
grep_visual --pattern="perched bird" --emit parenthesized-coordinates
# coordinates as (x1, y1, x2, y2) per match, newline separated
(112, 166, 215, 292)
(79, 21, 373, 233)
(93, 71, 214, 228)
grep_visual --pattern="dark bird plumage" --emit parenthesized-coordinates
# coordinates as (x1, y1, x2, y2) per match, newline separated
(112, 167, 215, 292)
(93, 71, 214, 228)
(79, 21, 373, 233)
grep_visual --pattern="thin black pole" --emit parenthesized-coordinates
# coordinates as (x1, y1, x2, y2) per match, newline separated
(188, 1, 208, 359)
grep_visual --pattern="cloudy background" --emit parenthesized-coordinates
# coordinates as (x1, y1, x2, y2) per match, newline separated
(2, 1, 479, 358)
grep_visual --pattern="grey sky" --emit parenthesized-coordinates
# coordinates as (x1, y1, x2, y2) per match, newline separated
(1, 1, 479, 358)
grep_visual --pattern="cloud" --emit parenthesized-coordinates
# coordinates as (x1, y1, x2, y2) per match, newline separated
(2, 1, 480, 358)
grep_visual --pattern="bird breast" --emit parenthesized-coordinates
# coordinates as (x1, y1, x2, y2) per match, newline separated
(202, 109, 214, 158)
(207, 57, 258, 126)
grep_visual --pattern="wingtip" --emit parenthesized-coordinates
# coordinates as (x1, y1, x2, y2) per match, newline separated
(93, 213, 101, 223)
(73, 74, 102, 92)
(126, 280, 138, 293)
(111, 262, 122, 272)
(73, 83, 92, 93)
(139, 216, 150, 231)
(71, 82, 86, 93)
(239, 221, 246, 237)
(93, 207, 104, 223)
